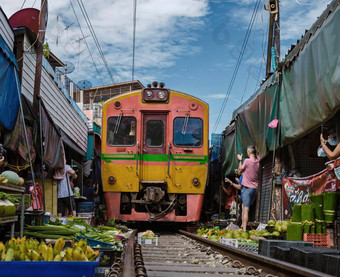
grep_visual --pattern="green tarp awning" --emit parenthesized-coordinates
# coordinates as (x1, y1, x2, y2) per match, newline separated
(280, 6, 340, 144)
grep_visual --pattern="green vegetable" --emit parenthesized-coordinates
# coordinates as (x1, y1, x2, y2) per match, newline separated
(23, 231, 74, 240)
(25, 224, 78, 235)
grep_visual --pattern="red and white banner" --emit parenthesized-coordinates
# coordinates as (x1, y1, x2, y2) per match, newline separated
(282, 158, 340, 219)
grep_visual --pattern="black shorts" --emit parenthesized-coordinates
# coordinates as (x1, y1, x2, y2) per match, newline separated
(58, 197, 76, 214)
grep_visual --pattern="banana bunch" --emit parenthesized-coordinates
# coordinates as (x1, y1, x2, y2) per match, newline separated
(0, 237, 99, 262)
(0, 177, 8, 183)
(56, 239, 99, 261)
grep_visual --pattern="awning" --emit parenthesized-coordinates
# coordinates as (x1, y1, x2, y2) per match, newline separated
(234, 73, 279, 158)
(222, 123, 239, 176)
(60, 129, 86, 157)
(0, 33, 20, 130)
(280, 5, 340, 144)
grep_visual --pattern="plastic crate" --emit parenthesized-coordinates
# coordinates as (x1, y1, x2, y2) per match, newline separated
(138, 236, 158, 246)
(77, 212, 95, 226)
(0, 260, 99, 277)
(274, 247, 290, 262)
(220, 238, 238, 248)
(77, 201, 95, 213)
(93, 247, 122, 267)
(258, 239, 314, 258)
(76, 236, 116, 248)
(24, 210, 45, 226)
(95, 267, 110, 277)
(303, 233, 331, 248)
(322, 254, 340, 276)
(238, 241, 258, 253)
(290, 246, 340, 271)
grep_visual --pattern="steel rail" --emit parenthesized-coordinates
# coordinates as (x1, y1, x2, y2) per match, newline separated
(122, 229, 138, 277)
(179, 230, 332, 277)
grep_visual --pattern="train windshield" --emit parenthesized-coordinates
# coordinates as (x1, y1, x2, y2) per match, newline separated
(173, 117, 203, 147)
(146, 120, 164, 147)
(107, 116, 136, 146)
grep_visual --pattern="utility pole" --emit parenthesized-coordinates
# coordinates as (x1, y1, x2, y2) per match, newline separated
(32, 0, 48, 211)
(265, 0, 280, 78)
(32, 0, 48, 115)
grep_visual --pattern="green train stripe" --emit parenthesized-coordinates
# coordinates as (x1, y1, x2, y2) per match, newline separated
(101, 153, 208, 164)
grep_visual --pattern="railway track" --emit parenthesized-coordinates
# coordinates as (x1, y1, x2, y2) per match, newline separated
(107, 229, 333, 277)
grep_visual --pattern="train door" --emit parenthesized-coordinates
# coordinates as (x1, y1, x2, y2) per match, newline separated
(141, 114, 167, 181)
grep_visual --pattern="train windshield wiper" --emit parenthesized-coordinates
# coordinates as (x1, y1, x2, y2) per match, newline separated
(114, 112, 123, 134)
(181, 113, 190, 135)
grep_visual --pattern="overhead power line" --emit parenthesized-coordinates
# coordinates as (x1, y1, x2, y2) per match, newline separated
(212, 0, 261, 133)
(70, 0, 104, 85)
(76, 0, 116, 83)
(20, 0, 27, 9)
(132, 0, 137, 81)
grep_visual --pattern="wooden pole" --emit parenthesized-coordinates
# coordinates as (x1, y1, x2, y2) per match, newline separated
(32, 0, 48, 116)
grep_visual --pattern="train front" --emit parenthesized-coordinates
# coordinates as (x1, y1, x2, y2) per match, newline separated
(101, 83, 209, 222)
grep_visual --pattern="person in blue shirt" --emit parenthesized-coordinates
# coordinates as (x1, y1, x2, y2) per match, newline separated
(84, 179, 99, 202)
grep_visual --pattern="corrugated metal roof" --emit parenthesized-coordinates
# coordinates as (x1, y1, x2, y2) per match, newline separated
(283, 0, 340, 67)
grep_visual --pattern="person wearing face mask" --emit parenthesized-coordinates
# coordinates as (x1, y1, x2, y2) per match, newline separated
(319, 128, 340, 160)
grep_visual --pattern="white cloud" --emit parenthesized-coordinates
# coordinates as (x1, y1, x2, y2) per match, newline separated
(1, 0, 209, 86)
(279, 0, 331, 41)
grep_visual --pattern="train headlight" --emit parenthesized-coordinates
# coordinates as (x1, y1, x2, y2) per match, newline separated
(108, 176, 116, 185)
(146, 90, 153, 98)
(192, 178, 200, 186)
(157, 91, 166, 99)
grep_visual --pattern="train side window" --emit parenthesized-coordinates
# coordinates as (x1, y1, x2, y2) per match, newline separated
(173, 117, 203, 147)
(107, 116, 136, 146)
(146, 120, 164, 147)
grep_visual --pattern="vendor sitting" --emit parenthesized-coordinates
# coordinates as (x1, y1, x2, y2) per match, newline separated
(319, 128, 340, 160)
(84, 179, 99, 202)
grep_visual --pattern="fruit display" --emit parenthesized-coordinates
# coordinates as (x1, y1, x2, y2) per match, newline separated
(197, 227, 262, 242)
(0, 237, 99, 261)
(267, 220, 288, 232)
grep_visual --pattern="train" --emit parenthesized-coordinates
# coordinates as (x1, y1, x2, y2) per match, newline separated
(101, 82, 209, 222)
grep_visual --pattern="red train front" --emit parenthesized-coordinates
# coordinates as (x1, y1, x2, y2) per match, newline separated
(101, 83, 209, 222)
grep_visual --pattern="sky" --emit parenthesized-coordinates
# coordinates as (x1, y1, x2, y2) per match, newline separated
(0, 0, 333, 137)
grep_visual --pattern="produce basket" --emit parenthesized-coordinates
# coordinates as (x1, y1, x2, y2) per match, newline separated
(290, 246, 339, 271)
(77, 212, 94, 225)
(76, 235, 116, 248)
(93, 247, 122, 267)
(258, 239, 314, 258)
(238, 241, 258, 253)
(274, 246, 290, 262)
(0, 260, 99, 277)
(303, 233, 330, 248)
(77, 202, 95, 213)
(322, 254, 340, 276)
(219, 238, 238, 248)
(24, 210, 45, 226)
(137, 235, 158, 246)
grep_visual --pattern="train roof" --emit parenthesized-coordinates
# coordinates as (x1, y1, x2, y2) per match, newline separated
(102, 88, 209, 108)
